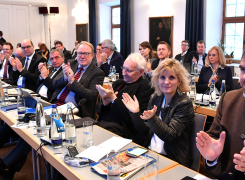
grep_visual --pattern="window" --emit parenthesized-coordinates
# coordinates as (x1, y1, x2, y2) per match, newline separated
(222, 0, 245, 62)
(111, 5, 120, 52)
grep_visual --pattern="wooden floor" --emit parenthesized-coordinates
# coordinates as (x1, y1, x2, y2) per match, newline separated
(0, 144, 46, 180)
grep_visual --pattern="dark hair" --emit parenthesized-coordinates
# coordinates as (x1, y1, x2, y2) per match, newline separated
(3, 42, 13, 50)
(17, 43, 21, 48)
(50, 49, 64, 58)
(97, 43, 102, 46)
(157, 41, 171, 51)
(139, 41, 153, 58)
(55, 41, 63, 46)
(181, 40, 190, 46)
(0, 31, 2, 36)
(197, 40, 206, 46)
(40, 43, 48, 51)
(0, 41, 3, 46)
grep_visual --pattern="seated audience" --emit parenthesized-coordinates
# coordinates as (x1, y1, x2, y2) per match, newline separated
(175, 40, 190, 63)
(36, 49, 64, 101)
(122, 58, 194, 167)
(71, 43, 81, 60)
(196, 46, 233, 94)
(186, 40, 207, 73)
(94, 43, 102, 66)
(98, 39, 124, 78)
(10, 39, 47, 92)
(50, 41, 105, 118)
(147, 41, 171, 72)
(16, 43, 21, 48)
(96, 53, 154, 145)
(0, 42, 14, 82)
(71, 40, 79, 57)
(0, 31, 6, 43)
(38, 43, 50, 59)
(35, 42, 43, 54)
(55, 41, 72, 63)
(196, 51, 245, 179)
(0, 41, 3, 53)
(14, 47, 25, 59)
(51, 39, 59, 50)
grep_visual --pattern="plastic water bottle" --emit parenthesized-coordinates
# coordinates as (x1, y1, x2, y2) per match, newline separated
(65, 103, 76, 148)
(220, 80, 226, 96)
(51, 104, 62, 148)
(0, 79, 5, 105)
(17, 85, 26, 120)
(209, 79, 216, 109)
(36, 97, 46, 137)
(189, 76, 196, 103)
(193, 62, 198, 76)
(111, 66, 116, 82)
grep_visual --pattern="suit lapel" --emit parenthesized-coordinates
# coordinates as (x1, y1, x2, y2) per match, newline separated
(51, 67, 62, 79)
(78, 63, 94, 84)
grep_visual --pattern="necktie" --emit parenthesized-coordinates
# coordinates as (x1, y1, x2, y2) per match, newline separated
(3, 60, 8, 79)
(24, 57, 30, 70)
(56, 67, 83, 106)
(49, 69, 57, 79)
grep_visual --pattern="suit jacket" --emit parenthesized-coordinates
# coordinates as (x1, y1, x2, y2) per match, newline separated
(63, 48, 72, 63)
(50, 61, 105, 118)
(199, 89, 245, 180)
(185, 51, 207, 65)
(12, 53, 47, 92)
(196, 66, 233, 93)
(97, 77, 154, 145)
(151, 59, 161, 70)
(36, 66, 63, 101)
(0, 55, 15, 84)
(174, 50, 190, 63)
(100, 51, 124, 78)
(0, 37, 6, 43)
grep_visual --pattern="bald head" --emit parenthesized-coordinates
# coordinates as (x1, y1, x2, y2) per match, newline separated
(15, 47, 25, 59)
(21, 39, 34, 57)
(38, 42, 42, 48)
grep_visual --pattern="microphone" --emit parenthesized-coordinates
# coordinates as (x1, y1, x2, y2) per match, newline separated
(60, 98, 86, 119)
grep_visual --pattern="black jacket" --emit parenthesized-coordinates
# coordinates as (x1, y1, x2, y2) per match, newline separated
(174, 50, 190, 63)
(0, 55, 15, 84)
(130, 92, 194, 167)
(63, 48, 72, 63)
(186, 51, 207, 65)
(196, 66, 233, 93)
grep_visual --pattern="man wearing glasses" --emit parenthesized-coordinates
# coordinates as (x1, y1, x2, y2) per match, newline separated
(10, 39, 47, 91)
(50, 41, 104, 118)
(196, 51, 245, 179)
(174, 40, 190, 63)
(96, 53, 154, 145)
(98, 39, 124, 78)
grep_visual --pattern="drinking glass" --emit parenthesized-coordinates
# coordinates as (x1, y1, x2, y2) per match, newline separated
(83, 121, 93, 148)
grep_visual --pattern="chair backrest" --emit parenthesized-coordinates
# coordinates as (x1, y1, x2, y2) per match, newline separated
(189, 113, 207, 171)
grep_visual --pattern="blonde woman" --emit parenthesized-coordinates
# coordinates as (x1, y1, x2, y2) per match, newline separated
(196, 46, 233, 94)
(122, 58, 194, 167)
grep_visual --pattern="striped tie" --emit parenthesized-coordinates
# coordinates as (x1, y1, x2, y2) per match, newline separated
(56, 67, 83, 106)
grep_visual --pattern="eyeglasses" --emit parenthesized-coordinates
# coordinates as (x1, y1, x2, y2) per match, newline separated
(50, 56, 62, 61)
(96, 49, 102, 51)
(121, 67, 139, 73)
(77, 52, 92, 56)
(21, 46, 32, 50)
(101, 47, 108, 50)
(181, 44, 189, 47)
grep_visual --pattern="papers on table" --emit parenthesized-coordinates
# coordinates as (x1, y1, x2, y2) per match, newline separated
(11, 120, 36, 129)
(193, 174, 212, 180)
(76, 136, 132, 162)
(196, 94, 209, 101)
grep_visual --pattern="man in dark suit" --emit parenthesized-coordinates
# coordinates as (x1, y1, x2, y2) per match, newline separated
(0, 42, 15, 83)
(36, 49, 64, 101)
(0, 31, 6, 43)
(98, 39, 124, 78)
(71, 40, 78, 57)
(10, 39, 47, 92)
(55, 41, 72, 63)
(186, 40, 207, 73)
(175, 40, 190, 62)
(35, 42, 42, 54)
(96, 52, 154, 145)
(147, 41, 171, 72)
(14, 47, 25, 59)
(50, 41, 105, 118)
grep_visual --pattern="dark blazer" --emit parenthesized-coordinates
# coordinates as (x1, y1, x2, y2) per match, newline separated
(199, 89, 245, 179)
(100, 51, 124, 78)
(12, 53, 47, 92)
(0, 55, 15, 84)
(186, 51, 207, 65)
(97, 77, 154, 145)
(38, 50, 50, 60)
(151, 59, 161, 70)
(130, 92, 194, 167)
(63, 48, 72, 63)
(174, 50, 190, 63)
(50, 61, 105, 118)
(196, 65, 233, 93)
(36, 66, 63, 101)
(0, 37, 6, 43)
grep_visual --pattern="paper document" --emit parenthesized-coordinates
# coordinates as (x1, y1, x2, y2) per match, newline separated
(76, 136, 132, 162)
(193, 174, 212, 180)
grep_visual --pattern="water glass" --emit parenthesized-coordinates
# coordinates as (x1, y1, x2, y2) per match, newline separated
(115, 73, 119, 80)
(4, 89, 9, 105)
(144, 155, 159, 180)
(83, 121, 93, 148)
(107, 151, 120, 180)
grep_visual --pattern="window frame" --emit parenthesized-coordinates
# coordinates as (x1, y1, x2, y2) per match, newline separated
(222, 0, 245, 63)
(111, 5, 120, 52)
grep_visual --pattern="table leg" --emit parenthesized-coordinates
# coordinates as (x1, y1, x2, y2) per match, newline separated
(32, 148, 37, 180)
(50, 164, 54, 179)
(36, 153, 42, 180)
(45, 160, 50, 180)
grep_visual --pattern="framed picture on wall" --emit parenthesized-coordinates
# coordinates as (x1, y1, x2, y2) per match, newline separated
(76, 23, 88, 42)
(149, 16, 173, 55)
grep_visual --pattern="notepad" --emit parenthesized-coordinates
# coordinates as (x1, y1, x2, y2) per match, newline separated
(1, 104, 17, 112)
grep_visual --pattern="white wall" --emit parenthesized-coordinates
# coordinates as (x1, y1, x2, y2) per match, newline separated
(205, 0, 223, 52)
(131, 0, 186, 57)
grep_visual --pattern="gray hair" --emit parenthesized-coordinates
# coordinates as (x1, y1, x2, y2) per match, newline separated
(101, 39, 115, 51)
(50, 49, 64, 58)
(126, 52, 146, 71)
